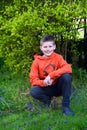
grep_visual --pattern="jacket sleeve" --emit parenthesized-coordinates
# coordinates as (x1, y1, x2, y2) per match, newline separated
(49, 55, 72, 79)
(29, 60, 45, 87)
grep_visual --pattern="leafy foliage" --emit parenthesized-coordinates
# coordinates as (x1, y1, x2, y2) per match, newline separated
(0, 0, 87, 74)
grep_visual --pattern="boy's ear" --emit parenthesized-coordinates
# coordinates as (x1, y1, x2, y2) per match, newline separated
(54, 44, 56, 50)
(40, 46, 42, 51)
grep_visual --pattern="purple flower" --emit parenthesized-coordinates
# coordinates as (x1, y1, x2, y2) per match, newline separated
(34, 121, 38, 125)
(47, 126, 52, 130)
(18, 128, 22, 130)
(26, 102, 34, 112)
(27, 102, 32, 107)
(48, 115, 52, 119)
(3, 122, 7, 127)
(0, 96, 3, 99)
(13, 123, 18, 126)
(57, 121, 60, 125)
(64, 120, 69, 123)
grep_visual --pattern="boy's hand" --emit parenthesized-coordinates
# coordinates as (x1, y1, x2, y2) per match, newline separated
(44, 75, 53, 86)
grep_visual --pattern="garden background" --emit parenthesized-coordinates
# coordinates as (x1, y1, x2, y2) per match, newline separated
(0, 0, 87, 130)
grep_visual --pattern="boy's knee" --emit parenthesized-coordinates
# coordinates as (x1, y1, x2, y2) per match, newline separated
(30, 87, 37, 97)
(30, 86, 42, 98)
(61, 73, 72, 82)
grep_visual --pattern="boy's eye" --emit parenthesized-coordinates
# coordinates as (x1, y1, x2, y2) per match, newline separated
(43, 46, 52, 48)
(43, 46, 47, 48)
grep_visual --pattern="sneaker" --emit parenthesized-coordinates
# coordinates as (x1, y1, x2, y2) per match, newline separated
(63, 107, 74, 116)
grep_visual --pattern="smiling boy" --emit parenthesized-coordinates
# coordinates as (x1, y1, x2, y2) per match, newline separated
(29, 35, 74, 116)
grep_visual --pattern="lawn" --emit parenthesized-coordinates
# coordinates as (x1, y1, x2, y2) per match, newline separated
(0, 68, 87, 130)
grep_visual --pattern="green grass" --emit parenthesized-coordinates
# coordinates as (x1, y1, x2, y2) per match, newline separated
(0, 68, 87, 130)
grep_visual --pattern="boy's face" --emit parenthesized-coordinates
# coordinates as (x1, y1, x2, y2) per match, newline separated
(40, 41, 56, 57)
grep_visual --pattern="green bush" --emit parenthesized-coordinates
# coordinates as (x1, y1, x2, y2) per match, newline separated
(0, 58, 4, 69)
(0, 0, 87, 75)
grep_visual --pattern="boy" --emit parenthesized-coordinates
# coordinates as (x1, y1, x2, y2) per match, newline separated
(29, 35, 74, 116)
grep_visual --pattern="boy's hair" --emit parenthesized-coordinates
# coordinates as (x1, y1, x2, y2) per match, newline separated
(40, 35, 55, 45)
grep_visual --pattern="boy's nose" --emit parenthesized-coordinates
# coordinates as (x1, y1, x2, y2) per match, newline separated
(47, 47, 50, 49)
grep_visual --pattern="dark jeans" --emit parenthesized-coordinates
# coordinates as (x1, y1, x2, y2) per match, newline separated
(30, 73, 72, 107)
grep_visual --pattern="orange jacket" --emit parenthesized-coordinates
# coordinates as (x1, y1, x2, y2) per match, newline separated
(29, 52, 72, 87)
